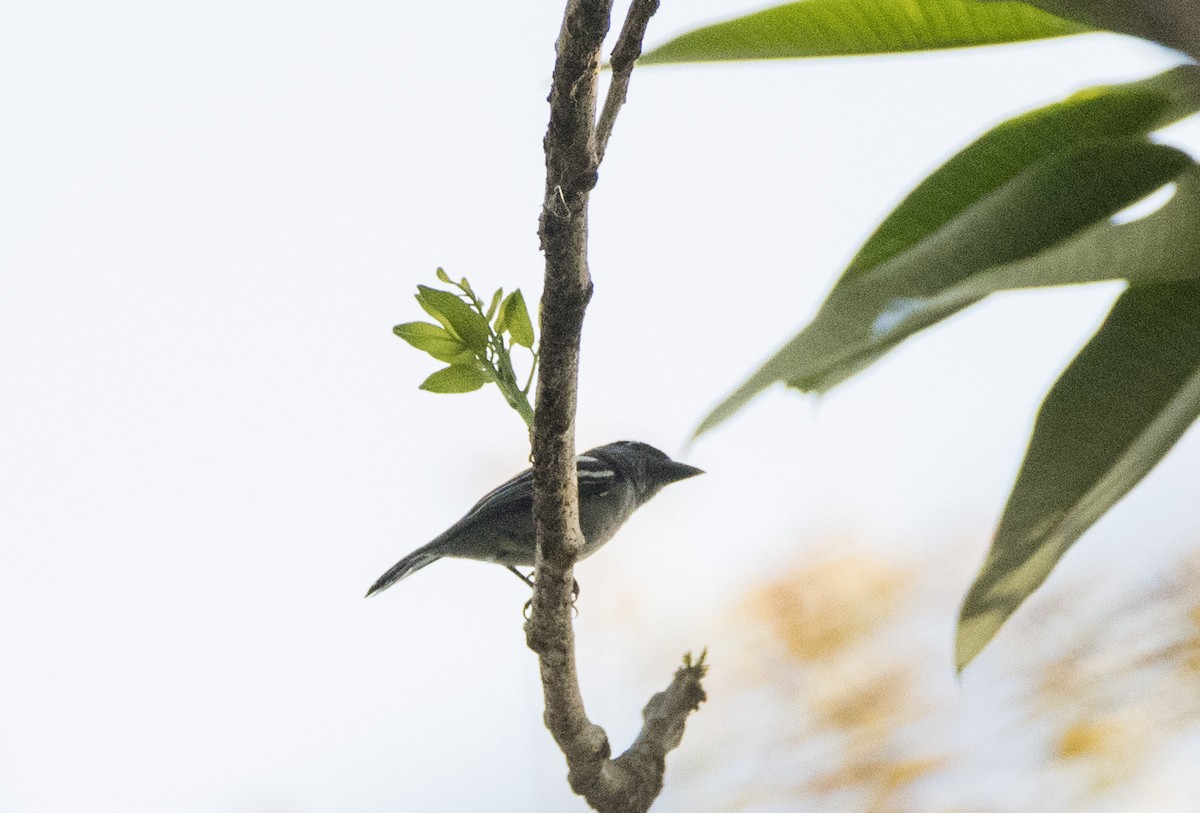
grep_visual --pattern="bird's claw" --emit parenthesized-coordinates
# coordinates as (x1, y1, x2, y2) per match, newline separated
(520, 576, 581, 619)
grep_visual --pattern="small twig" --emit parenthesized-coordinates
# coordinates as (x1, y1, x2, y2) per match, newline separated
(604, 652, 709, 811)
(595, 0, 661, 165)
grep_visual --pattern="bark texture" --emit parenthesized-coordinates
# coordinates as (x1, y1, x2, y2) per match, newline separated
(526, 1, 707, 811)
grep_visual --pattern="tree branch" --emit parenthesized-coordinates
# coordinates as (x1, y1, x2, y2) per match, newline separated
(527, 0, 702, 810)
(596, 0, 660, 164)
(529, 0, 612, 782)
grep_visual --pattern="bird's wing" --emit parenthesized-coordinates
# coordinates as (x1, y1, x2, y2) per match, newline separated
(460, 468, 534, 524)
(575, 454, 619, 498)
(455, 455, 619, 526)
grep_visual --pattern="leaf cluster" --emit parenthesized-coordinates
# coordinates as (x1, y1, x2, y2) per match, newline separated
(394, 268, 538, 428)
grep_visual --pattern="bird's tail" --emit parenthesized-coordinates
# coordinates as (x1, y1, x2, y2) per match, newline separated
(365, 545, 443, 597)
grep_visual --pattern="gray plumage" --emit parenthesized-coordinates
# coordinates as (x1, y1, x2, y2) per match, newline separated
(365, 441, 703, 597)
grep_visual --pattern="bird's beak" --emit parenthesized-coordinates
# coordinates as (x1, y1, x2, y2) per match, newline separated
(655, 459, 705, 484)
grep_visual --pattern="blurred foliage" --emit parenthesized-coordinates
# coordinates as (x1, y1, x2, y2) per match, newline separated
(957, 281, 1200, 669)
(642, 0, 1200, 668)
(645, 536, 1200, 812)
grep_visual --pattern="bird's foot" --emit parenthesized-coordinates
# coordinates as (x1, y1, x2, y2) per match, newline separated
(518, 574, 581, 619)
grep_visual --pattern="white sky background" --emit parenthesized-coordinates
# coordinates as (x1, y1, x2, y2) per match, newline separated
(3, 2, 1199, 812)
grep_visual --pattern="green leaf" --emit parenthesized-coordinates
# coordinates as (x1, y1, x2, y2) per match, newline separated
(486, 288, 504, 322)
(640, 0, 1089, 65)
(418, 363, 493, 394)
(699, 141, 1194, 433)
(495, 290, 535, 346)
(957, 280, 1200, 670)
(696, 67, 1200, 436)
(435, 267, 452, 284)
(844, 67, 1200, 280)
(503, 290, 536, 348)
(415, 285, 491, 355)
(392, 322, 474, 364)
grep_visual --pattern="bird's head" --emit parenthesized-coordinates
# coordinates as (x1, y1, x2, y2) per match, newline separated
(587, 440, 704, 503)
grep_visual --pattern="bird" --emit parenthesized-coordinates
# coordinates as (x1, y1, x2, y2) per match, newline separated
(365, 440, 703, 597)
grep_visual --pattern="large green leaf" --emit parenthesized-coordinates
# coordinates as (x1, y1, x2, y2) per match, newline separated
(987, 0, 1200, 61)
(639, 0, 1089, 64)
(844, 67, 1200, 279)
(957, 280, 1200, 670)
(696, 66, 1200, 435)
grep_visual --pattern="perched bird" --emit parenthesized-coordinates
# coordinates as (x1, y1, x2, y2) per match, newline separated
(365, 440, 703, 597)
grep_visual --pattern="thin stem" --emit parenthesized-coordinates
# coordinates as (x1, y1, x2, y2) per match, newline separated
(523, 350, 539, 394)
(458, 281, 537, 429)
(492, 335, 535, 429)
